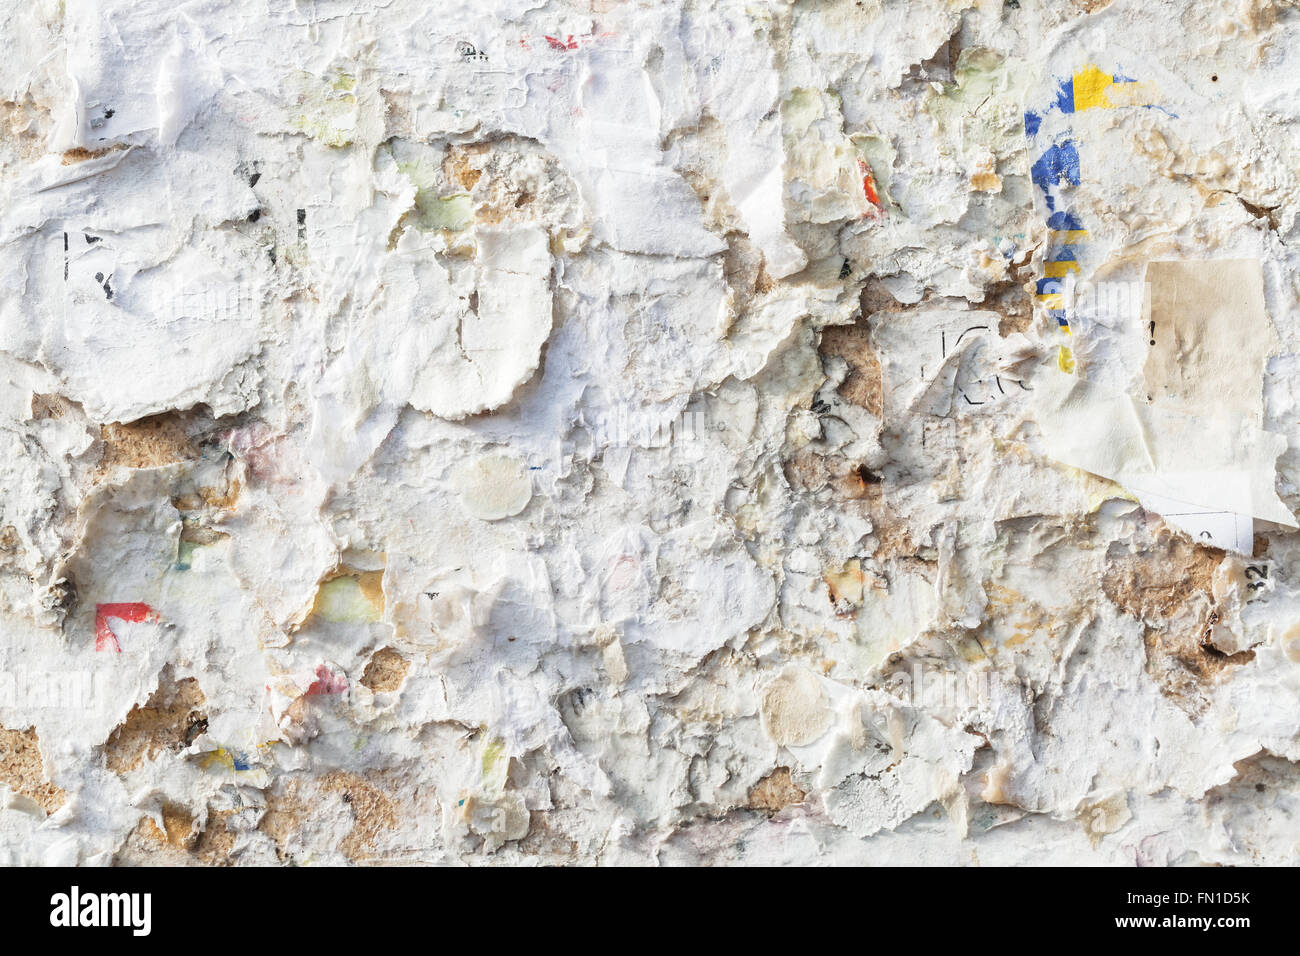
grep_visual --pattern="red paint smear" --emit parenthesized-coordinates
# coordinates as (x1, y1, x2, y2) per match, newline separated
(305, 664, 348, 696)
(857, 159, 881, 211)
(519, 32, 617, 52)
(95, 602, 158, 653)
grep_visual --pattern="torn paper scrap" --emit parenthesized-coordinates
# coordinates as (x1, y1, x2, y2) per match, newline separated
(1143, 259, 1278, 423)
(1034, 370, 1297, 550)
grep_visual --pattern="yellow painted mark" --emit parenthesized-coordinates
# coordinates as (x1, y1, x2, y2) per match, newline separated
(201, 748, 235, 772)
(1072, 64, 1159, 112)
(1043, 260, 1080, 278)
(1072, 65, 1116, 112)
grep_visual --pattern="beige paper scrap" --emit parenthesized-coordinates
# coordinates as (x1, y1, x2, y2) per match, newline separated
(1142, 259, 1278, 423)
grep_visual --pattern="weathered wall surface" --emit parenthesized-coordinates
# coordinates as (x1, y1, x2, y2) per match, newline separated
(3, 0, 1300, 865)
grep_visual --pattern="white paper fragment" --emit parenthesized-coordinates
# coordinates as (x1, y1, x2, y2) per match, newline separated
(1034, 370, 1296, 539)
(453, 454, 533, 521)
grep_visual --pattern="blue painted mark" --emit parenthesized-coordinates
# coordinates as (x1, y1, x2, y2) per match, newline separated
(1053, 78, 1074, 114)
(1030, 139, 1081, 210)
(1024, 109, 1042, 137)
(1047, 210, 1084, 231)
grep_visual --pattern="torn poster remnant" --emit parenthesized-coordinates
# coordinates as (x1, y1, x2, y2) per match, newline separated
(3, 0, 1300, 868)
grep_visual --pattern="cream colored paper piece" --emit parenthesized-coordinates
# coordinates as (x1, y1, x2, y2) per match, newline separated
(1142, 259, 1278, 423)
(1035, 370, 1297, 539)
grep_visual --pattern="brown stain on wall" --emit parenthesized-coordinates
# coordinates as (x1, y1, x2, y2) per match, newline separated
(0, 725, 66, 813)
(443, 143, 486, 192)
(1102, 530, 1252, 716)
(360, 646, 409, 692)
(120, 801, 251, 865)
(193, 809, 240, 866)
(96, 413, 198, 476)
(987, 262, 1036, 337)
(819, 320, 883, 417)
(748, 766, 806, 813)
(1102, 531, 1220, 621)
(321, 771, 399, 860)
(258, 771, 402, 863)
(157, 802, 198, 847)
(60, 146, 117, 165)
(127, 802, 199, 855)
(104, 675, 208, 773)
(257, 780, 307, 861)
(117, 817, 196, 865)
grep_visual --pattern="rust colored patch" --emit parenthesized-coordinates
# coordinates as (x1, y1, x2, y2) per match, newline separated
(782, 447, 834, 495)
(173, 475, 243, 517)
(360, 646, 410, 692)
(837, 462, 885, 502)
(1140, 618, 1251, 718)
(117, 801, 221, 864)
(0, 725, 66, 813)
(442, 139, 570, 228)
(357, 570, 385, 608)
(104, 675, 208, 773)
(748, 767, 806, 813)
(984, 581, 1057, 650)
